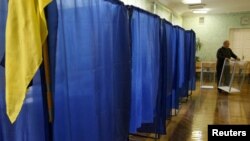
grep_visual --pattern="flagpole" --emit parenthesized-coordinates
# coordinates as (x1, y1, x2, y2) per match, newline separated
(42, 41, 53, 123)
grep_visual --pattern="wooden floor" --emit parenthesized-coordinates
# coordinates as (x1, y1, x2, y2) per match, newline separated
(130, 80, 250, 141)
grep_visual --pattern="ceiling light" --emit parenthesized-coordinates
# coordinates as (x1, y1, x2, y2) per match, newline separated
(182, 0, 201, 4)
(188, 4, 206, 9)
(192, 10, 208, 14)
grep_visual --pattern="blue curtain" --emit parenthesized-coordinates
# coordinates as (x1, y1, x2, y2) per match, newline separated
(172, 27, 196, 110)
(0, 0, 7, 140)
(45, 0, 58, 94)
(185, 30, 196, 91)
(171, 26, 178, 109)
(162, 20, 175, 120)
(0, 71, 49, 141)
(129, 7, 161, 133)
(177, 26, 187, 99)
(138, 20, 177, 134)
(0, 0, 7, 65)
(182, 29, 190, 99)
(51, 0, 131, 141)
(184, 31, 190, 98)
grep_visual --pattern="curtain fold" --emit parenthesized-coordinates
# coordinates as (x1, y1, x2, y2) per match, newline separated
(162, 20, 174, 121)
(186, 30, 196, 91)
(46, 0, 58, 95)
(0, 1, 7, 140)
(177, 27, 187, 98)
(52, 0, 131, 141)
(0, 0, 7, 65)
(0, 72, 50, 141)
(129, 7, 161, 133)
(171, 26, 178, 109)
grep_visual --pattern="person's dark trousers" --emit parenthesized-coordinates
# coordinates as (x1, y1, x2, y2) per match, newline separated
(224, 66, 231, 86)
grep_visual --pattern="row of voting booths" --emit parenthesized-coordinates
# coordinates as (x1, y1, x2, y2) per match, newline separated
(0, 0, 197, 141)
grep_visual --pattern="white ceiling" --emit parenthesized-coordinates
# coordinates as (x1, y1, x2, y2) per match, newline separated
(158, 0, 250, 16)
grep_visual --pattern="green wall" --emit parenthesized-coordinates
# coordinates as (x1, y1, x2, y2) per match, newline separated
(183, 12, 250, 61)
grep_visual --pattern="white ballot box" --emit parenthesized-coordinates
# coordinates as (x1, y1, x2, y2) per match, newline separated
(218, 59, 248, 93)
(200, 62, 216, 89)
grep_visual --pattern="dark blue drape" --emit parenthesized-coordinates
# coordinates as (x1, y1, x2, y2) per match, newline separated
(181, 28, 190, 100)
(184, 31, 191, 98)
(161, 20, 176, 121)
(171, 26, 178, 109)
(46, 0, 58, 94)
(174, 26, 191, 109)
(0, 0, 49, 141)
(0, 72, 49, 141)
(183, 30, 196, 96)
(0, 0, 7, 65)
(172, 27, 196, 109)
(129, 7, 161, 133)
(0, 1, 7, 140)
(186, 30, 196, 91)
(138, 20, 177, 134)
(176, 26, 187, 99)
(51, 0, 131, 141)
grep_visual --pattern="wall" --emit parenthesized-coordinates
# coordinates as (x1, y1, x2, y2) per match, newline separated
(183, 12, 250, 61)
(121, 0, 152, 11)
(120, 0, 183, 26)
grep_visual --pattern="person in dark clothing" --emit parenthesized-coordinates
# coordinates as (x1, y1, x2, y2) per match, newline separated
(216, 40, 240, 93)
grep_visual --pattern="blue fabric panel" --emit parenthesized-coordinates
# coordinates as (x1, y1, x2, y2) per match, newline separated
(162, 20, 174, 119)
(137, 19, 167, 134)
(191, 31, 196, 90)
(164, 21, 174, 97)
(45, 0, 58, 94)
(185, 31, 192, 92)
(52, 0, 131, 141)
(0, 0, 7, 64)
(176, 27, 186, 90)
(166, 94, 172, 119)
(181, 29, 189, 98)
(174, 26, 188, 108)
(187, 30, 196, 90)
(129, 7, 161, 133)
(171, 27, 178, 109)
(0, 71, 49, 141)
(182, 30, 196, 96)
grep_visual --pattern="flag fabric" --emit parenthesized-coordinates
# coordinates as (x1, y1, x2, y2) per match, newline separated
(5, 0, 52, 123)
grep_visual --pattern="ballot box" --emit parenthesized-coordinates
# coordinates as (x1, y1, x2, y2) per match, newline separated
(200, 62, 216, 89)
(218, 59, 248, 93)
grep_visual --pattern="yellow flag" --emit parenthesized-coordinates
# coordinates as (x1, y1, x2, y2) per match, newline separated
(5, 0, 52, 123)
